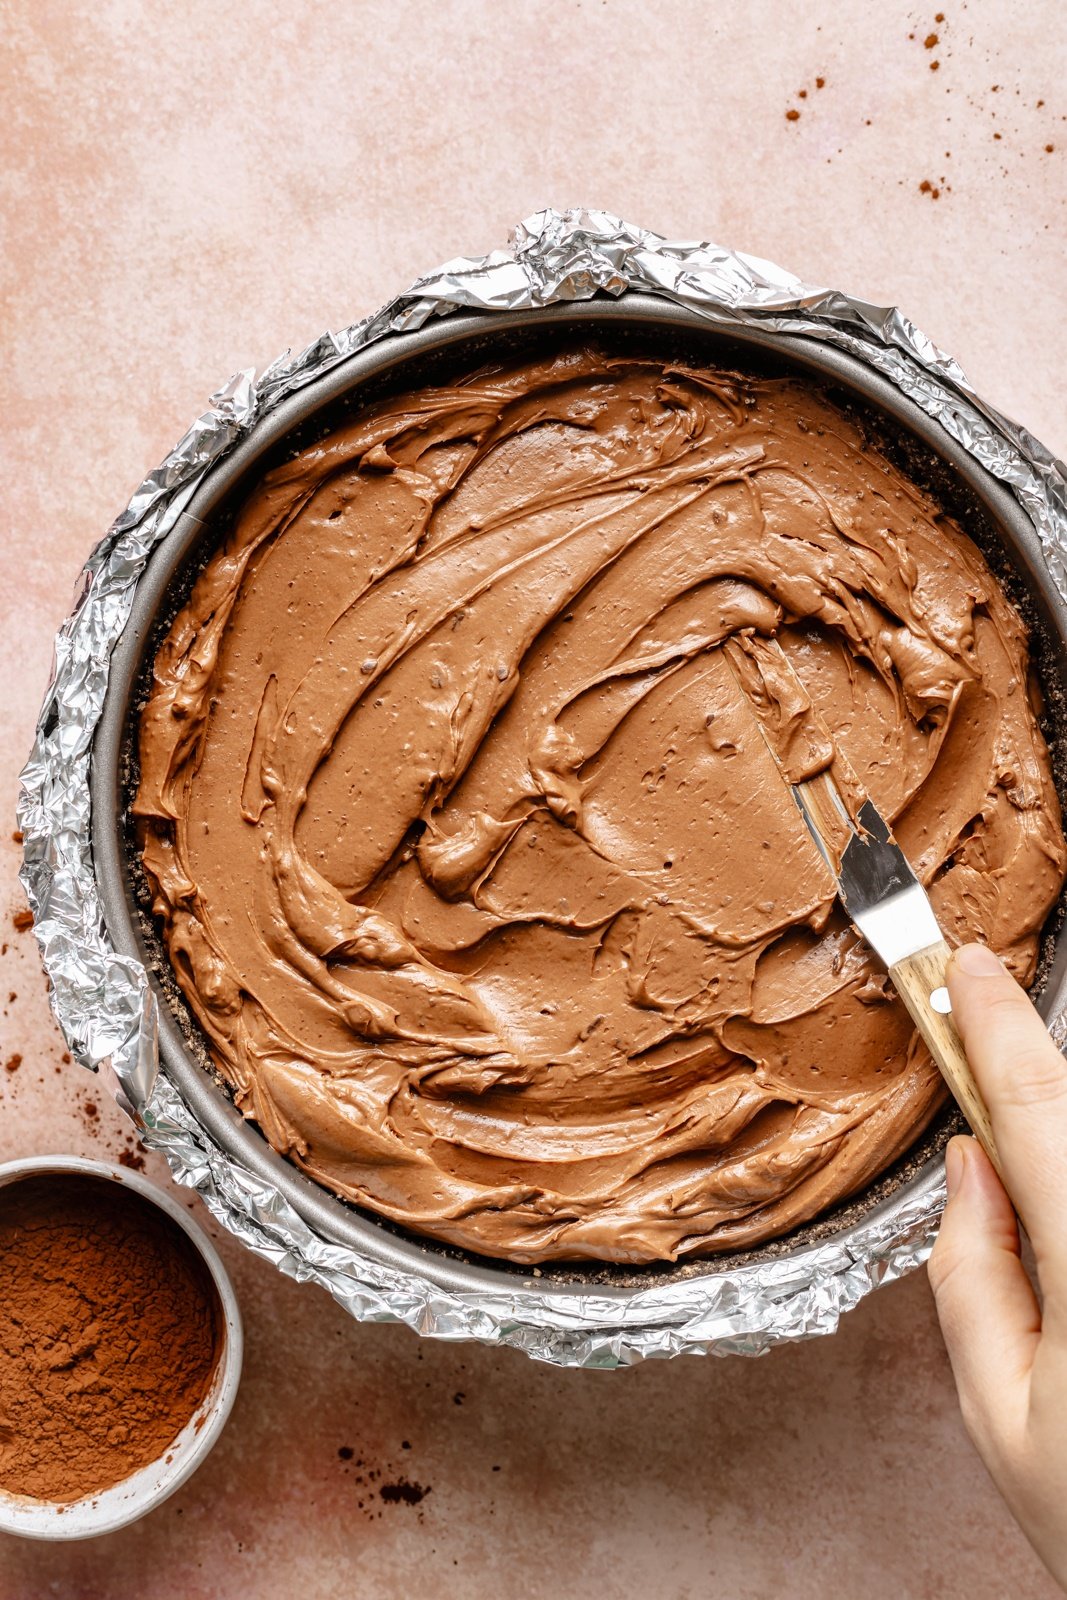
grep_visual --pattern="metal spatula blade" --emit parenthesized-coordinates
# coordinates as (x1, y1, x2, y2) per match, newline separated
(797, 791, 942, 971)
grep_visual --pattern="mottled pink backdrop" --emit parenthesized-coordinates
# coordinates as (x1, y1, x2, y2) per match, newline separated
(1, 2, 1064, 1596)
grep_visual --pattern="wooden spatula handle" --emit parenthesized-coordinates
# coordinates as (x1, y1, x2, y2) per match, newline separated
(889, 939, 1004, 1182)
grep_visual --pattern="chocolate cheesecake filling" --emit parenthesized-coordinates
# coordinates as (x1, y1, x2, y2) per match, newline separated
(134, 348, 1066, 1264)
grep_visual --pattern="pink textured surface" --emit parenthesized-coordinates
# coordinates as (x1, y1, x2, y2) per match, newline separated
(1, 2, 1065, 1595)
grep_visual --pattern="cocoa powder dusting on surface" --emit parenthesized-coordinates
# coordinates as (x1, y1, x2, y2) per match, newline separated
(0, 1174, 220, 1502)
(11, 910, 32, 933)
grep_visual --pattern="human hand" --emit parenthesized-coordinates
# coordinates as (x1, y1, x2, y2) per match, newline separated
(928, 942, 1067, 1591)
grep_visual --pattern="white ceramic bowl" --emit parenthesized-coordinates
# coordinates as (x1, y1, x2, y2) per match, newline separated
(0, 1153, 243, 1539)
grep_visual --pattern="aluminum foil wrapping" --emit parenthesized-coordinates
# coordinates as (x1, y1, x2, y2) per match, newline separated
(17, 208, 1067, 1367)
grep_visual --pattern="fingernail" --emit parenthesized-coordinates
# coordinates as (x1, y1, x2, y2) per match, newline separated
(953, 943, 1005, 978)
(945, 1138, 967, 1198)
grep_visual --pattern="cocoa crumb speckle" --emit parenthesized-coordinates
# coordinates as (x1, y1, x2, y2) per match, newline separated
(11, 831, 22, 845)
(12, 910, 33, 933)
(83, 1101, 99, 1121)
(924, 31, 939, 47)
(453, 1392, 465, 1405)
(785, 108, 800, 122)
(815, 76, 825, 88)
(4, 1055, 21, 1075)
(379, 1478, 430, 1506)
(919, 179, 941, 199)
(1046, 144, 1055, 153)
(338, 1445, 354, 1461)
(930, 59, 940, 70)
(118, 1149, 146, 1172)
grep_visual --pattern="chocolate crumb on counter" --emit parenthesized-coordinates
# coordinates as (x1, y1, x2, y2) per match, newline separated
(4, 1054, 20, 1074)
(12, 909, 33, 932)
(379, 1479, 430, 1506)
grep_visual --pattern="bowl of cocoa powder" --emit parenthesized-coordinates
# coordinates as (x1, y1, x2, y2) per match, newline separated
(0, 1154, 242, 1538)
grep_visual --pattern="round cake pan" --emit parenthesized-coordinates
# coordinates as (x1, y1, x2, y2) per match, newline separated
(0, 1154, 242, 1539)
(90, 293, 1067, 1307)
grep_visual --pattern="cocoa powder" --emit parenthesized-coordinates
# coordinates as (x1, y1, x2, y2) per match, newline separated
(0, 1174, 221, 1502)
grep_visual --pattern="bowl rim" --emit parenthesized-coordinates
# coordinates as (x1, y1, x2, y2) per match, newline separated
(89, 292, 1067, 1309)
(0, 1153, 243, 1539)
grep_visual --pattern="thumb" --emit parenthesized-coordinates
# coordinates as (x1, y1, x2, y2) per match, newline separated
(929, 1134, 1039, 1454)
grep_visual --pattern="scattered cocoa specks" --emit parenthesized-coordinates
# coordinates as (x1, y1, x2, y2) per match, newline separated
(798, 88, 807, 99)
(379, 1479, 430, 1507)
(453, 1392, 465, 1406)
(994, 131, 1002, 140)
(338, 1446, 354, 1461)
(4, 1055, 21, 1075)
(83, 1100, 99, 1122)
(61, 1052, 71, 1064)
(118, 1148, 146, 1172)
(935, 9, 944, 18)
(919, 179, 941, 198)
(815, 76, 825, 88)
(924, 31, 938, 47)
(785, 108, 800, 122)
(12, 910, 33, 933)
(401, 1440, 411, 1451)
(7, 992, 15, 1004)
(1046, 144, 1055, 153)
(930, 59, 940, 70)
(11, 831, 22, 845)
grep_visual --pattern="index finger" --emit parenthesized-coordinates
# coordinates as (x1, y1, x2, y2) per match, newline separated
(946, 942, 1067, 1299)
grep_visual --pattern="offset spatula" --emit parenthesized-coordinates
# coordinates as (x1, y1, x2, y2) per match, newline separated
(725, 635, 1002, 1177)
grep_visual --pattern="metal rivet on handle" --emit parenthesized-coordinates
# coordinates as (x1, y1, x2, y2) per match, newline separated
(930, 986, 952, 1014)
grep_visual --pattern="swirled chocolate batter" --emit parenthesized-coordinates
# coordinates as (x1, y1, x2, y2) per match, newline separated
(135, 348, 1066, 1264)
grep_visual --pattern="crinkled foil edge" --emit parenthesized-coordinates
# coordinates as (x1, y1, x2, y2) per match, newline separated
(17, 208, 1067, 1368)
